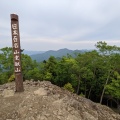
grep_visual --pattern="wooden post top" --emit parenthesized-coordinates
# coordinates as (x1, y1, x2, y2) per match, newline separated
(11, 14, 18, 20)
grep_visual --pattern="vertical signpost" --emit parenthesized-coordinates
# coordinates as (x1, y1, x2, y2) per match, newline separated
(11, 14, 24, 92)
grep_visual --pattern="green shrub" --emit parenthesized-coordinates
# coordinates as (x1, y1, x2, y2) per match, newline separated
(64, 83, 74, 93)
(79, 92, 85, 97)
(8, 74, 15, 82)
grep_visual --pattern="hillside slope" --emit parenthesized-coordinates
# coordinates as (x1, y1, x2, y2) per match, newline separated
(30, 48, 88, 62)
(0, 81, 120, 120)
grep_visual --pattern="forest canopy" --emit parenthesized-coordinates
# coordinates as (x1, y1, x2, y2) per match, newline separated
(0, 41, 120, 110)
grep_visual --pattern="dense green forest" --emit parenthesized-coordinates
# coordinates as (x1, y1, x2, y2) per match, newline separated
(0, 41, 120, 111)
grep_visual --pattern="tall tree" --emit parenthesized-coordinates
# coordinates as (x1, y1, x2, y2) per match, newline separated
(105, 71, 120, 112)
(95, 41, 120, 104)
(43, 56, 57, 83)
(0, 47, 14, 84)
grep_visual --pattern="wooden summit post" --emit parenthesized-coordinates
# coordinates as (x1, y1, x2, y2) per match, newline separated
(10, 14, 24, 92)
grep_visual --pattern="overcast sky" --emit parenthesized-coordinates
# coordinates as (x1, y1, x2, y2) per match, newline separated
(0, 0, 120, 51)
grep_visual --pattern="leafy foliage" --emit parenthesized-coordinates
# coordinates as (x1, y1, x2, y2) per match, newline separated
(64, 83, 74, 93)
(8, 74, 15, 82)
(105, 72, 120, 99)
(0, 42, 120, 109)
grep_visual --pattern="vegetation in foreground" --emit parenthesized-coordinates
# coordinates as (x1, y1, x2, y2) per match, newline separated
(0, 41, 120, 112)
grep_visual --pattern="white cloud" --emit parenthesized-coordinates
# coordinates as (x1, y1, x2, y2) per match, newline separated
(20, 36, 120, 51)
(0, 0, 120, 50)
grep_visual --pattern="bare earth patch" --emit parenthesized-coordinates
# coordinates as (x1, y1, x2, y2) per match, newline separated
(0, 80, 120, 120)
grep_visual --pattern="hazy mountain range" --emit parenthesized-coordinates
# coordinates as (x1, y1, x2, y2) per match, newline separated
(23, 50, 45, 56)
(25, 48, 90, 62)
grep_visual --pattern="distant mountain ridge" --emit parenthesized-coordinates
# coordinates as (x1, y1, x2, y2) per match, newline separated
(23, 50, 45, 55)
(30, 48, 89, 62)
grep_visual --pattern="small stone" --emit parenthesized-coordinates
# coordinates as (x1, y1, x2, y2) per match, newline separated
(2, 89, 14, 97)
(34, 88, 47, 96)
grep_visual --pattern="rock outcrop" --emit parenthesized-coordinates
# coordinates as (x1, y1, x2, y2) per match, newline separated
(0, 80, 120, 120)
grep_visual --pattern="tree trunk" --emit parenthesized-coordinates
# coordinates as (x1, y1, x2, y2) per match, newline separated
(117, 104, 120, 114)
(88, 67, 96, 99)
(117, 99, 120, 114)
(100, 71, 110, 104)
(88, 86, 92, 99)
(76, 75, 80, 94)
(84, 79, 86, 97)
